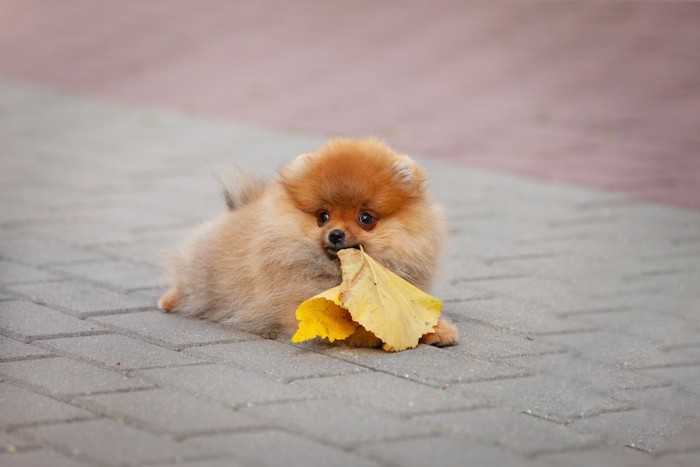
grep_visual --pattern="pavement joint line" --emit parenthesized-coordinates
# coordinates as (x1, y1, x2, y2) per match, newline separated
(5, 415, 103, 433)
(0, 354, 57, 364)
(521, 404, 639, 426)
(450, 274, 526, 283)
(482, 252, 565, 265)
(556, 306, 633, 317)
(10, 330, 113, 343)
(443, 295, 496, 304)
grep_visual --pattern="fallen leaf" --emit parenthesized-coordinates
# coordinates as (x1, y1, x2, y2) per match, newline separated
(291, 286, 357, 343)
(292, 248, 442, 352)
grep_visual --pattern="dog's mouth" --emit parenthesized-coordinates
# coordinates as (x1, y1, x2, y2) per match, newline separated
(324, 244, 361, 259)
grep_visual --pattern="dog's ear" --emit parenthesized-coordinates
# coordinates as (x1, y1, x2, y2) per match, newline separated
(392, 154, 427, 192)
(280, 152, 314, 179)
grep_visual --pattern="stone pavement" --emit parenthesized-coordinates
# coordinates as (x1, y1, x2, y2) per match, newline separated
(1, 80, 700, 466)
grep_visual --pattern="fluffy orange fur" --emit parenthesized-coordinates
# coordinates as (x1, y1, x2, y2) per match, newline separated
(159, 138, 458, 347)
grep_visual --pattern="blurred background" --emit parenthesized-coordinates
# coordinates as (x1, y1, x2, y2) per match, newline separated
(1, 0, 698, 210)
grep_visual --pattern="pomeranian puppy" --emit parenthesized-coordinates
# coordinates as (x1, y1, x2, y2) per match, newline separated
(159, 138, 457, 348)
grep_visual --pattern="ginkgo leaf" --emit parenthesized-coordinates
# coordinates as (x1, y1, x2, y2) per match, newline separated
(337, 248, 442, 352)
(291, 248, 442, 352)
(291, 286, 357, 343)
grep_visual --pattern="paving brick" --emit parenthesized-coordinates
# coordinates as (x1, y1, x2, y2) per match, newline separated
(0, 260, 59, 285)
(538, 331, 665, 369)
(654, 418, 700, 455)
(15, 418, 206, 466)
(135, 364, 313, 408)
(91, 310, 255, 350)
(568, 409, 691, 453)
(0, 237, 105, 266)
(0, 335, 53, 361)
(0, 449, 94, 467)
(445, 320, 562, 359)
(450, 296, 552, 333)
(452, 375, 629, 424)
(413, 407, 596, 456)
(0, 382, 95, 429)
(38, 334, 203, 370)
(0, 357, 153, 397)
(358, 435, 530, 467)
(49, 259, 168, 292)
(5, 280, 153, 317)
(538, 447, 658, 467)
(505, 353, 668, 395)
(242, 398, 436, 448)
(626, 386, 700, 417)
(292, 371, 482, 416)
(149, 458, 253, 467)
(190, 430, 383, 467)
(324, 345, 529, 387)
(186, 340, 366, 382)
(640, 365, 700, 395)
(75, 388, 267, 436)
(0, 301, 106, 341)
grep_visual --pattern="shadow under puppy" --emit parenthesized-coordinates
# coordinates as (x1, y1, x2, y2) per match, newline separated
(159, 138, 458, 348)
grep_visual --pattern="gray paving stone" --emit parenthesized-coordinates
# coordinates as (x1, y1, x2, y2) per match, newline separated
(0, 301, 106, 341)
(538, 447, 658, 467)
(0, 382, 95, 429)
(626, 386, 700, 416)
(292, 371, 483, 416)
(5, 280, 153, 317)
(0, 431, 39, 452)
(0, 260, 59, 284)
(91, 310, 255, 350)
(186, 340, 366, 382)
(0, 237, 105, 266)
(190, 430, 383, 467)
(568, 409, 691, 453)
(452, 375, 629, 424)
(0, 335, 53, 361)
(538, 331, 664, 369)
(324, 345, 529, 387)
(75, 388, 268, 436)
(640, 365, 700, 395)
(358, 435, 530, 467)
(49, 259, 168, 292)
(15, 419, 205, 466)
(0, 449, 94, 467)
(18, 218, 137, 247)
(135, 364, 313, 408)
(505, 353, 668, 394)
(451, 296, 552, 333)
(445, 320, 563, 359)
(654, 418, 700, 455)
(0, 357, 153, 397)
(242, 398, 436, 448)
(414, 407, 597, 455)
(149, 458, 253, 467)
(38, 334, 203, 369)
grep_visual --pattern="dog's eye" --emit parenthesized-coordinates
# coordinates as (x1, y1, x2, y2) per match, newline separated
(358, 211, 374, 226)
(318, 211, 330, 225)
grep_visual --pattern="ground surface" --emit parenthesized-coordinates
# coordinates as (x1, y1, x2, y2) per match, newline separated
(1, 1, 700, 467)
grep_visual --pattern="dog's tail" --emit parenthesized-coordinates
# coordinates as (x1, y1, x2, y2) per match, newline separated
(218, 166, 268, 210)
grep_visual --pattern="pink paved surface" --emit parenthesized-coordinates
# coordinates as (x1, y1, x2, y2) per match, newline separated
(1, 0, 699, 210)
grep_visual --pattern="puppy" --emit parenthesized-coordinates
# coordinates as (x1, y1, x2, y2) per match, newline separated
(159, 138, 458, 348)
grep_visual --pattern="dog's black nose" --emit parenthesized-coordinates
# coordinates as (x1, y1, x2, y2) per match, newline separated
(328, 229, 345, 246)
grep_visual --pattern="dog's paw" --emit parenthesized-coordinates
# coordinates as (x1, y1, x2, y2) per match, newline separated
(158, 286, 182, 312)
(340, 327, 382, 348)
(420, 317, 458, 347)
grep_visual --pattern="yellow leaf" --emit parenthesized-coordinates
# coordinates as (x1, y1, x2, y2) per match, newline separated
(291, 286, 357, 343)
(291, 248, 442, 352)
(337, 248, 442, 352)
